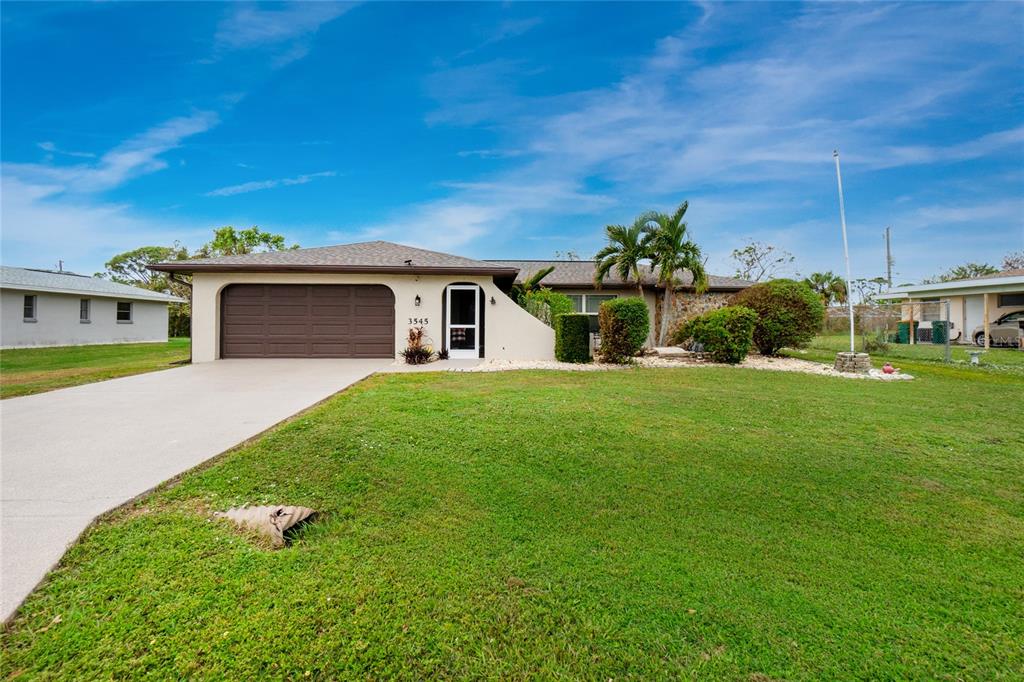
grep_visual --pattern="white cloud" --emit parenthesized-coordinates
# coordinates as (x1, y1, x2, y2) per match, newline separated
(8, 111, 219, 196)
(214, 3, 353, 49)
(204, 171, 336, 197)
(2, 112, 222, 271)
(37, 141, 95, 159)
(404, 2, 1023, 274)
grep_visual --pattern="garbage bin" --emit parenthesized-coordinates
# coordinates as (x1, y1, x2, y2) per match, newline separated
(897, 321, 919, 344)
(931, 320, 949, 345)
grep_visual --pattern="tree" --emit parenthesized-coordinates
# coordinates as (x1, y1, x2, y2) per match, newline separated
(730, 279, 824, 355)
(803, 271, 848, 306)
(923, 262, 999, 283)
(194, 226, 298, 258)
(1002, 251, 1024, 270)
(510, 265, 555, 304)
(554, 250, 581, 261)
(594, 218, 652, 296)
(643, 201, 708, 345)
(730, 240, 795, 282)
(849, 277, 889, 304)
(98, 244, 188, 291)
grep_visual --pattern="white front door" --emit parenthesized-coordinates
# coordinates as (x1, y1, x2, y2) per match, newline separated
(446, 285, 479, 359)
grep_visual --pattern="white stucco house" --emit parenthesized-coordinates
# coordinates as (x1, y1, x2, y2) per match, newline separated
(884, 268, 1024, 348)
(0, 266, 183, 349)
(150, 241, 750, 363)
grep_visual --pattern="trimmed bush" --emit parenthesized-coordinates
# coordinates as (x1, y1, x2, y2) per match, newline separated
(671, 306, 756, 364)
(523, 289, 574, 327)
(598, 297, 649, 363)
(729, 279, 824, 355)
(554, 313, 591, 363)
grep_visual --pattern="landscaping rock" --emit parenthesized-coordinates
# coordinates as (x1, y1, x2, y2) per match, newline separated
(215, 505, 316, 548)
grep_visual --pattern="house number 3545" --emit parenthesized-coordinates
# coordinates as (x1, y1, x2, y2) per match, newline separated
(408, 317, 429, 325)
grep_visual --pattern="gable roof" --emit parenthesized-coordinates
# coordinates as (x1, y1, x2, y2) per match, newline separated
(0, 266, 184, 303)
(150, 241, 519, 277)
(486, 260, 754, 291)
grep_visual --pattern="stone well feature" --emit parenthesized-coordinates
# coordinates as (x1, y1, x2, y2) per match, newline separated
(833, 351, 872, 374)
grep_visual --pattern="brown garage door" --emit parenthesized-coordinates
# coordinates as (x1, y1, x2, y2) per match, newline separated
(221, 284, 395, 358)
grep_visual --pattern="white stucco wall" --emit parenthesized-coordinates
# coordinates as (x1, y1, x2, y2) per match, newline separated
(190, 272, 554, 362)
(1, 289, 170, 348)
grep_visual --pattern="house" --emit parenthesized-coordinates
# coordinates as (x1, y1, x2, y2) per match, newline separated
(0, 266, 184, 349)
(488, 259, 754, 343)
(150, 241, 751, 362)
(150, 241, 555, 362)
(884, 268, 1024, 348)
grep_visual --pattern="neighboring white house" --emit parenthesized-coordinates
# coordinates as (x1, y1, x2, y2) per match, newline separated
(0, 266, 183, 349)
(884, 268, 1024, 348)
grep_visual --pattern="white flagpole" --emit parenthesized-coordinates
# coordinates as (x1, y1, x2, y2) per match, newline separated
(833, 149, 855, 353)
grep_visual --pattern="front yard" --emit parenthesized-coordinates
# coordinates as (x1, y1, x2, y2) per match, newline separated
(3, 363, 1022, 679)
(0, 338, 190, 399)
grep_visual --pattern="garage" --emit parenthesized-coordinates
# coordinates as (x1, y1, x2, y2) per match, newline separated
(220, 284, 395, 358)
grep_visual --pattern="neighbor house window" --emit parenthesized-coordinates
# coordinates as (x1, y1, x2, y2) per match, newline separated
(116, 301, 133, 323)
(80, 299, 91, 323)
(998, 293, 1024, 307)
(585, 294, 617, 314)
(23, 295, 37, 322)
(920, 297, 941, 322)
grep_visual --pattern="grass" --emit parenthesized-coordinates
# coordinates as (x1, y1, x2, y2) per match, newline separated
(807, 333, 1024, 375)
(0, 338, 190, 399)
(3, 363, 1022, 679)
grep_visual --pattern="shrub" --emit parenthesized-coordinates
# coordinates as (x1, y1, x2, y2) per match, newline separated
(401, 326, 433, 364)
(671, 306, 756, 363)
(554, 313, 591, 363)
(729, 279, 824, 355)
(523, 289, 574, 327)
(598, 297, 649, 363)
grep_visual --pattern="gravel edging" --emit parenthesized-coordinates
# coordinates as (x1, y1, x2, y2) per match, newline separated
(452, 354, 914, 381)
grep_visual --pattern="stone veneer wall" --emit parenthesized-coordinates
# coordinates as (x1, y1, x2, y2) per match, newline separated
(654, 291, 733, 341)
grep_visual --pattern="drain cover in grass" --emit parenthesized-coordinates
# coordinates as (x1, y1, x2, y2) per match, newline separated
(214, 505, 316, 548)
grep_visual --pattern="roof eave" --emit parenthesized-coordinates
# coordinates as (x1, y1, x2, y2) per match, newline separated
(149, 263, 520, 277)
(0, 282, 184, 303)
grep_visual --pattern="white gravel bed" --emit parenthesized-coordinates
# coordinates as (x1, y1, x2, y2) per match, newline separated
(453, 354, 913, 380)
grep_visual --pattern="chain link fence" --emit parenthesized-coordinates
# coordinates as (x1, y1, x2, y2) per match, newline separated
(809, 300, 1024, 374)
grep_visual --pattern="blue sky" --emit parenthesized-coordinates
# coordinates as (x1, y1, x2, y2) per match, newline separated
(2, 1, 1022, 282)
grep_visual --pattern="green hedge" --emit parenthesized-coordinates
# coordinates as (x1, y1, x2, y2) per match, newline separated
(598, 297, 649, 363)
(671, 306, 757, 364)
(554, 313, 591, 363)
(730, 279, 824, 355)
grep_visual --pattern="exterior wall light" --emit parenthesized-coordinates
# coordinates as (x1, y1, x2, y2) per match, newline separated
(490, 296, 496, 304)
(414, 295, 421, 307)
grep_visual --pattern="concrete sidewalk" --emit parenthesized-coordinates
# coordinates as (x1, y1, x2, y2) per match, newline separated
(0, 359, 385, 621)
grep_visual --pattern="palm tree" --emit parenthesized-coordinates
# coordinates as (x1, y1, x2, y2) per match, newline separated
(594, 218, 652, 296)
(644, 201, 708, 345)
(510, 265, 555, 304)
(803, 271, 847, 306)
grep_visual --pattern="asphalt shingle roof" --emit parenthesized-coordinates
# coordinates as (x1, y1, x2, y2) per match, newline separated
(0, 266, 183, 302)
(151, 241, 518, 275)
(486, 260, 754, 291)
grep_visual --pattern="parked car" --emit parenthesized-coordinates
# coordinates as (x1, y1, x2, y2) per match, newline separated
(972, 310, 1024, 347)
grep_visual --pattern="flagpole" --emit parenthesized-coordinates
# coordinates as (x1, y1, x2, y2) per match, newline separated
(833, 149, 855, 353)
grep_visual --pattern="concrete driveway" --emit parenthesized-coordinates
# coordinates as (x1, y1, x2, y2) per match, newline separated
(0, 359, 386, 621)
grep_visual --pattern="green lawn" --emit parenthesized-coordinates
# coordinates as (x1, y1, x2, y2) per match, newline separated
(3, 364, 1022, 679)
(0, 338, 190, 399)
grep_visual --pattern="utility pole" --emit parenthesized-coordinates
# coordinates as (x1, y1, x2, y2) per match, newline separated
(884, 226, 893, 288)
(833, 150, 856, 353)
